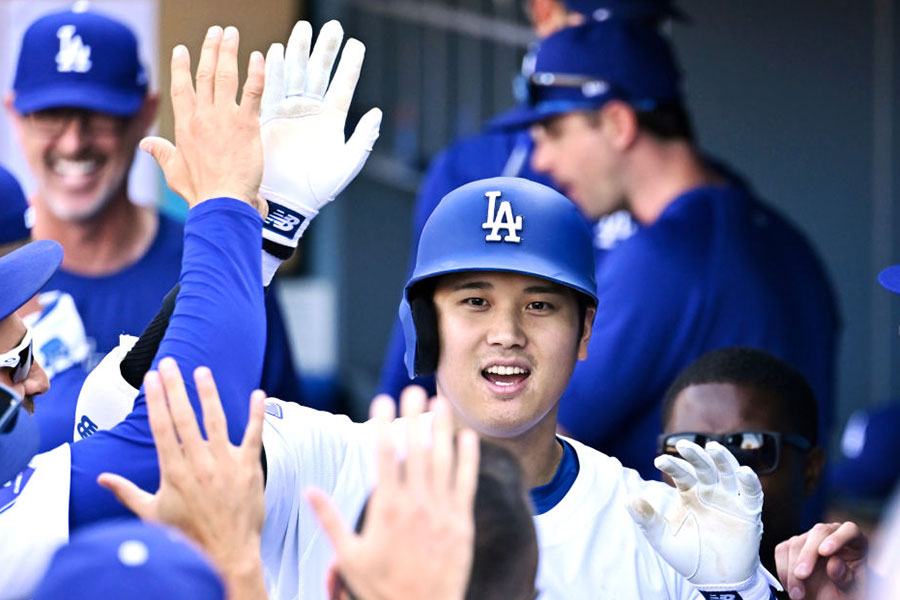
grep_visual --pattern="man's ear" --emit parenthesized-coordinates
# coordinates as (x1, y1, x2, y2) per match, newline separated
(577, 305, 596, 361)
(803, 445, 826, 496)
(599, 100, 639, 151)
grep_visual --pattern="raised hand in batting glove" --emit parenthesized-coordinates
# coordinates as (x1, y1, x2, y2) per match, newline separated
(627, 440, 780, 598)
(260, 20, 382, 251)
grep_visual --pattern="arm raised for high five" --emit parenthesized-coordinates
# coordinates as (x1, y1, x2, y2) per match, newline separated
(69, 25, 269, 529)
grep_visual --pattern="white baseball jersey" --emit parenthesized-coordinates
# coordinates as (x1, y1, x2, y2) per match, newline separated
(0, 444, 71, 600)
(259, 399, 773, 600)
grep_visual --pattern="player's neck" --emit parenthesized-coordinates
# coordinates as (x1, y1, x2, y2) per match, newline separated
(31, 192, 159, 276)
(626, 141, 724, 225)
(481, 410, 565, 489)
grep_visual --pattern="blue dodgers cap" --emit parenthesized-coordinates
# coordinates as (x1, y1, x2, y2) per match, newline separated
(0, 383, 39, 485)
(878, 265, 900, 294)
(33, 521, 225, 600)
(490, 20, 683, 131)
(12, 5, 148, 116)
(0, 240, 63, 322)
(564, 0, 689, 23)
(0, 166, 31, 246)
(400, 177, 597, 378)
(829, 404, 900, 500)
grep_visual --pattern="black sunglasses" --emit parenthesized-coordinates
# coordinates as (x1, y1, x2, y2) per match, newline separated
(657, 430, 812, 475)
(0, 382, 24, 434)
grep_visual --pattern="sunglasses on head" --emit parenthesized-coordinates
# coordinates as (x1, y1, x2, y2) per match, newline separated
(0, 382, 24, 434)
(0, 326, 34, 384)
(657, 430, 812, 475)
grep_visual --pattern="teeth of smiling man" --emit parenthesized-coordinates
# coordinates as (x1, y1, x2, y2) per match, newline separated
(484, 365, 528, 376)
(53, 158, 100, 176)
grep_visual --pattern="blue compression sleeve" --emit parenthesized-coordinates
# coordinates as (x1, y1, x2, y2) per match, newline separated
(69, 198, 266, 529)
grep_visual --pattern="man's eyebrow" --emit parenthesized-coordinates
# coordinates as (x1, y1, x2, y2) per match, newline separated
(451, 281, 493, 292)
(524, 285, 566, 295)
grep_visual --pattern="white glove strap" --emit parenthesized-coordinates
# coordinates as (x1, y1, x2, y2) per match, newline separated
(697, 566, 781, 600)
(260, 186, 319, 249)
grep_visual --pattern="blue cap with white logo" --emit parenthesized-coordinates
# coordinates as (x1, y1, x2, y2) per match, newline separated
(564, 0, 689, 23)
(33, 521, 225, 600)
(12, 5, 148, 116)
(829, 403, 900, 500)
(490, 19, 682, 131)
(0, 165, 31, 246)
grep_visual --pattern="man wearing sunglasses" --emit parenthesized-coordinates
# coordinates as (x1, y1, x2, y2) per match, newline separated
(659, 347, 827, 578)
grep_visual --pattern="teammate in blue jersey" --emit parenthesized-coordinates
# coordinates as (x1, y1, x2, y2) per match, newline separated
(0, 164, 91, 452)
(488, 20, 840, 483)
(377, 0, 685, 398)
(6, 6, 307, 410)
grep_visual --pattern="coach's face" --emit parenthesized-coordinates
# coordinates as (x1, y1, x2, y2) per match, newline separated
(530, 106, 628, 220)
(0, 314, 49, 412)
(432, 271, 593, 439)
(5, 96, 157, 222)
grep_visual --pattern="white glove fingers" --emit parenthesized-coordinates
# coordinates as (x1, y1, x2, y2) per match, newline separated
(735, 465, 764, 512)
(284, 20, 312, 97)
(324, 38, 365, 114)
(654, 453, 697, 492)
(705, 441, 739, 493)
(262, 42, 285, 120)
(675, 439, 718, 487)
(305, 19, 343, 98)
(328, 107, 383, 199)
(626, 496, 668, 547)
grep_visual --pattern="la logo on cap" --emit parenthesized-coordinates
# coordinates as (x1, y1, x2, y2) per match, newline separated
(482, 191, 522, 243)
(56, 24, 92, 73)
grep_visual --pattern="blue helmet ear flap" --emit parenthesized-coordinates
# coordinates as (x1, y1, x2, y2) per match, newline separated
(399, 282, 440, 379)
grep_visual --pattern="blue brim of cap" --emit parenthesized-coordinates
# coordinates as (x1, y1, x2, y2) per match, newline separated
(0, 240, 64, 321)
(14, 82, 144, 116)
(487, 99, 613, 132)
(0, 407, 40, 485)
(878, 265, 900, 294)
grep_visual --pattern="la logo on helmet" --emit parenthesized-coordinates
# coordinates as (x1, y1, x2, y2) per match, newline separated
(56, 25, 92, 73)
(482, 191, 522, 243)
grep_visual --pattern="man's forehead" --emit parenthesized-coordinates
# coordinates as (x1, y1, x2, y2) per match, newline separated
(435, 271, 570, 294)
(668, 382, 781, 430)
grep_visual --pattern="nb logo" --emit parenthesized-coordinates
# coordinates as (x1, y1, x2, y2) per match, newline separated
(700, 592, 741, 600)
(56, 25, 92, 73)
(482, 191, 522, 243)
(77, 415, 99, 439)
(264, 206, 305, 235)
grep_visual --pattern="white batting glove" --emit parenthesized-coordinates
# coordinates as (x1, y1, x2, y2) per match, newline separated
(260, 20, 382, 249)
(627, 440, 777, 597)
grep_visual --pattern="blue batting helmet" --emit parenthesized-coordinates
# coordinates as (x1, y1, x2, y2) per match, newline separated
(400, 177, 597, 378)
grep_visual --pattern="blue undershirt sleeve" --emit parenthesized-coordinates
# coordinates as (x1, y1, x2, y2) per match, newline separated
(68, 198, 266, 529)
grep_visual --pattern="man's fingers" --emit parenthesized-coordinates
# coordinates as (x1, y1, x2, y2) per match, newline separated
(240, 390, 267, 459)
(705, 441, 739, 493)
(826, 555, 851, 587)
(195, 25, 223, 105)
(97, 472, 155, 519)
(169, 45, 195, 125)
(323, 37, 364, 114)
(143, 370, 182, 471)
(305, 20, 343, 98)
(262, 43, 286, 119)
(342, 107, 382, 171)
(454, 429, 479, 513)
(793, 525, 831, 580)
(139, 136, 178, 170)
(675, 439, 717, 487)
(284, 20, 312, 96)
(400, 386, 427, 492)
(194, 366, 227, 451)
(785, 535, 807, 599)
(626, 496, 667, 548)
(774, 538, 792, 590)
(157, 357, 204, 455)
(306, 487, 355, 558)
(654, 453, 697, 492)
(214, 26, 240, 107)
(431, 396, 454, 496)
(371, 394, 398, 495)
(819, 521, 867, 558)
(240, 51, 266, 119)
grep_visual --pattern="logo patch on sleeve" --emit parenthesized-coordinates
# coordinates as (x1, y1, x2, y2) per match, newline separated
(264, 204, 306, 237)
(0, 467, 35, 515)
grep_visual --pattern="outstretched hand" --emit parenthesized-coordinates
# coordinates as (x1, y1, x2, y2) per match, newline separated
(775, 521, 867, 600)
(306, 386, 479, 600)
(141, 26, 266, 214)
(627, 440, 765, 588)
(97, 358, 267, 586)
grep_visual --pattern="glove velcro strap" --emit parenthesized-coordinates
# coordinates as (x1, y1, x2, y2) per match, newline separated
(260, 189, 318, 249)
